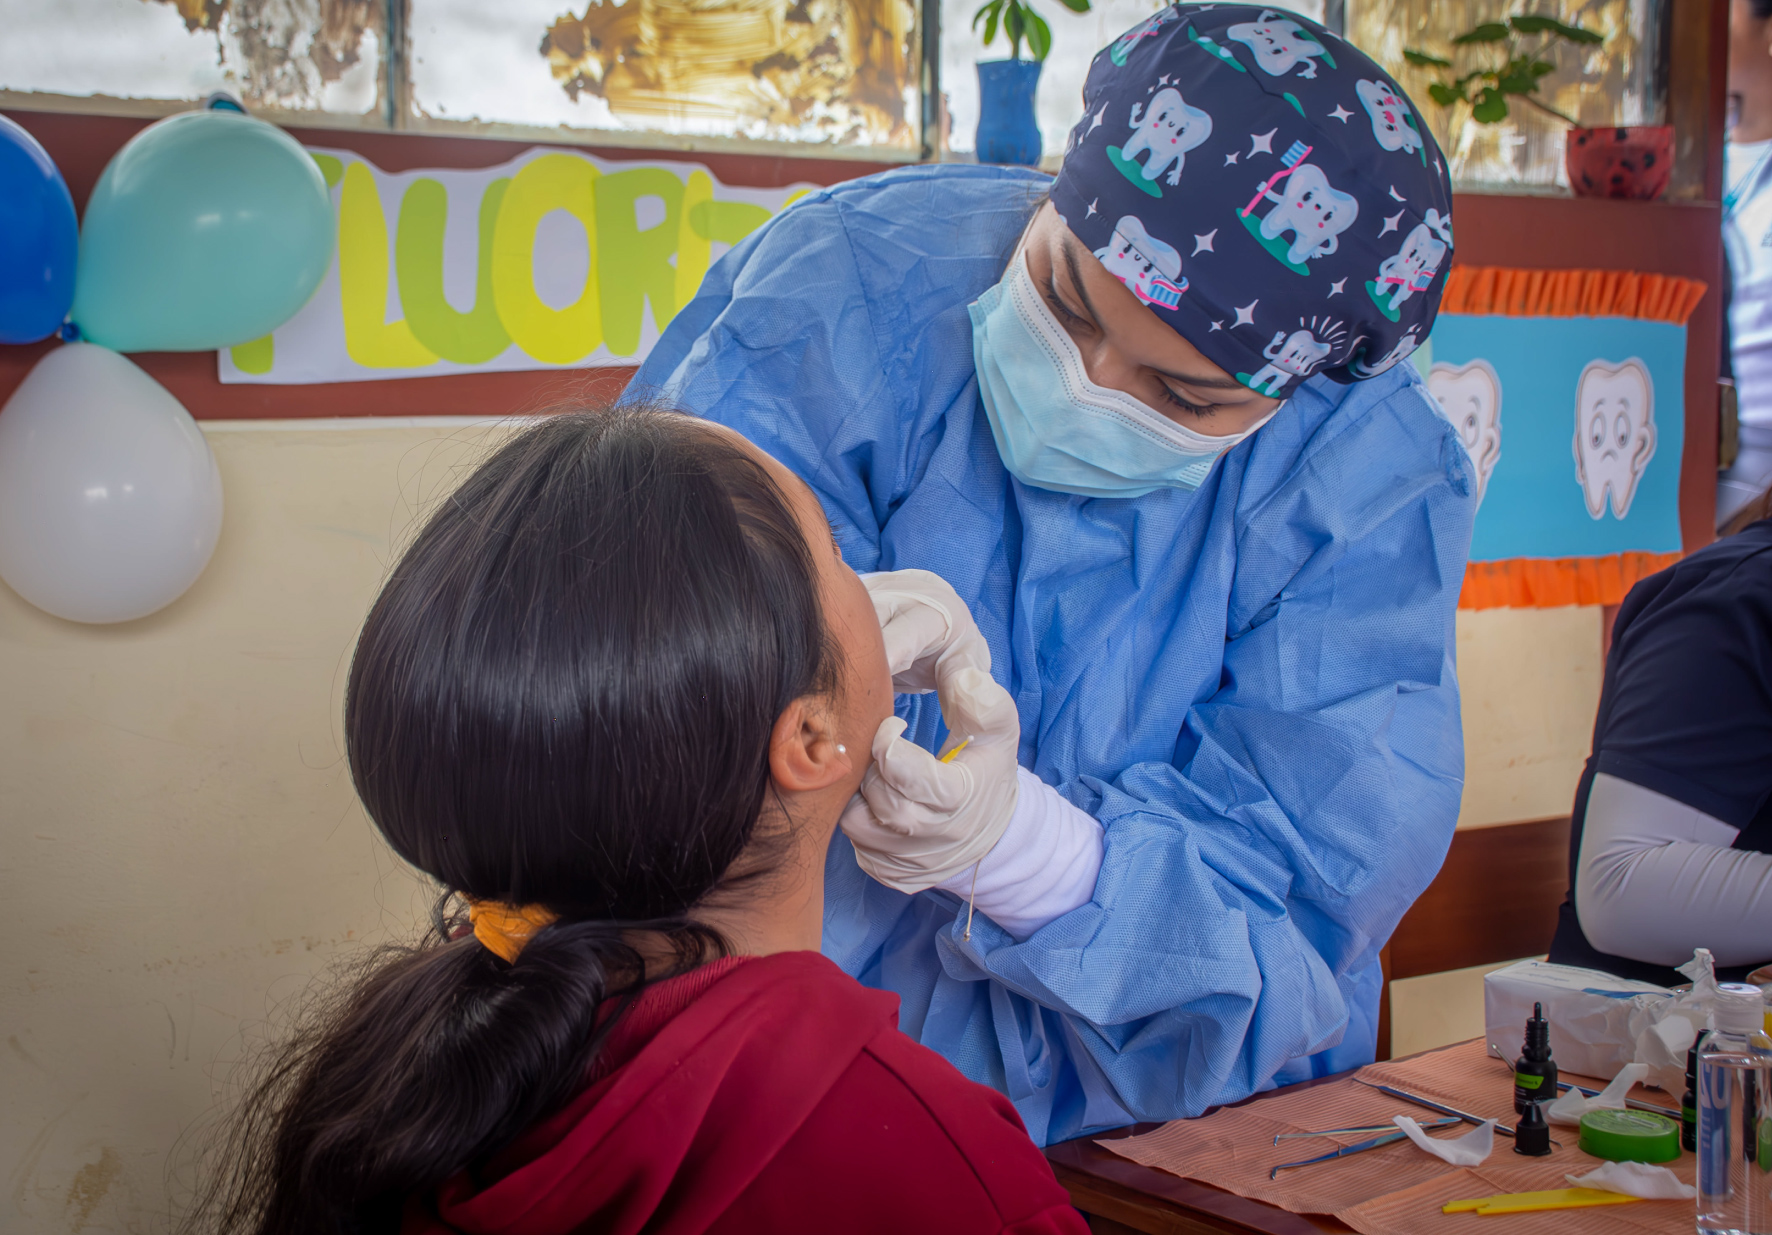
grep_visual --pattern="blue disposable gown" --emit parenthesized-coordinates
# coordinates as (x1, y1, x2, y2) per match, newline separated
(631, 164, 1477, 1145)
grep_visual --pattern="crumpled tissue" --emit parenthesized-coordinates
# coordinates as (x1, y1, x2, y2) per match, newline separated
(1631, 949, 1722, 1094)
(1546, 1062, 1651, 1126)
(1565, 1161, 1697, 1200)
(1392, 1115, 1495, 1166)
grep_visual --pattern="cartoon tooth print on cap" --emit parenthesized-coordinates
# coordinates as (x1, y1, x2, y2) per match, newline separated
(1185, 22, 1248, 71)
(1427, 360, 1502, 507)
(1346, 326, 1421, 378)
(1049, 4, 1453, 399)
(1574, 358, 1656, 519)
(1237, 145, 1359, 274)
(1237, 316, 1345, 394)
(1226, 8, 1335, 79)
(1368, 208, 1451, 319)
(1095, 216, 1188, 309)
(1356, 79, 1425, 162)
(1107, 88, 1213, 197)
(1110, 7, 1180, 67)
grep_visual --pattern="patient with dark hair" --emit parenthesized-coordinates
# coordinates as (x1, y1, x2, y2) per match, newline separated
(189, 407, 1086, 1235)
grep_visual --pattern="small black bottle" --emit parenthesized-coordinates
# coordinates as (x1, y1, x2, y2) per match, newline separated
(1681, 1030, 1708, 1152)
(1514, 1098, 1552, 1156)
(1513, 1001, 1557, 1115)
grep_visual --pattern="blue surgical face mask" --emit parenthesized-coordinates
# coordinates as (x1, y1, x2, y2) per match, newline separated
(969, 254, 1275, 499)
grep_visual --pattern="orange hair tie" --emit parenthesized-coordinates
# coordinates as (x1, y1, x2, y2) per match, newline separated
(465, 899, 559, 964)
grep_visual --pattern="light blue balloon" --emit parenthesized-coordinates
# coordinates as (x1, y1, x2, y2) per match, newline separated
(70, 109, 335, 352)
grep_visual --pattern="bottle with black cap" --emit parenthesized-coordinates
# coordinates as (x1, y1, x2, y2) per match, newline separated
(1514, 1098, 1552, 1156)
(1513, 1001, 1557, 1115)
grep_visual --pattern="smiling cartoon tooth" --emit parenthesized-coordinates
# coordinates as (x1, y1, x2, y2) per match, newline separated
(1226, 9, 1330, 79)
(1094, 216, 1187, 309)
(1427, 360, 1502, 507)
(1122, 88, 1213, 188)
(1257, 164, 1359, 266)
(1573, 358, 1656, 520)
(1355, 79, 1423, 155)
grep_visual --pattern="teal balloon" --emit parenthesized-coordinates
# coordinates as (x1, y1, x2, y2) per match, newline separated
(70, 110, 335, 352)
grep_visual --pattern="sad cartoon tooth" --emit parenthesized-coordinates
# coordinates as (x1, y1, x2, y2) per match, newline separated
(1426, 360, 1502, 507)
(1573, 358, 1656, 520)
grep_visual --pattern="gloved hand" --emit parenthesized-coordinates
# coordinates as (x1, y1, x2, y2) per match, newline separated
(840, 665, 1021, 894)
(863, 570, 992, 694)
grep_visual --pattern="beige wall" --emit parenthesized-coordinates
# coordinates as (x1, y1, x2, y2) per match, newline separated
(1, 419, 1604, 1232)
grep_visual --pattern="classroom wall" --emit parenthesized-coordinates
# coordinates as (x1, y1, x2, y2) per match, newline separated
(0, 418, 1603, 1232)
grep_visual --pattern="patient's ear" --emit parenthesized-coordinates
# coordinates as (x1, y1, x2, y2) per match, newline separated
(768, 697, 852, 793)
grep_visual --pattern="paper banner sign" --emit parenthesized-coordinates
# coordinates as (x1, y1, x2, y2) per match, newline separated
(1418, 266, 1706, 610)
(218, 147, 814, 384)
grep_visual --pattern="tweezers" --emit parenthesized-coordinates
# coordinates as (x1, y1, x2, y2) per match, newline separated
(1272, 1115, 1461, 1145)
(1354, 1080, 1516, 1137)
(1270, 1127, 1415, 1178)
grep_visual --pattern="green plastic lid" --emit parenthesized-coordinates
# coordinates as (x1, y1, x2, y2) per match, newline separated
(1578, 1108, 1681, 1163)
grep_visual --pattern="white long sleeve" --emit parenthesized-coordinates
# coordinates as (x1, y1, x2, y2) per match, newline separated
(933, 767, 1104, 941)
(1576, 772, 1772, 968)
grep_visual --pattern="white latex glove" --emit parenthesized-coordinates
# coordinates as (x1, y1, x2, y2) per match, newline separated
(840, 665, 1020, 894)
(863, 569, 991, 694)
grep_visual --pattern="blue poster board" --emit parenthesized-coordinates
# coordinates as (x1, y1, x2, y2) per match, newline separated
(1426, 314, 1685, 562)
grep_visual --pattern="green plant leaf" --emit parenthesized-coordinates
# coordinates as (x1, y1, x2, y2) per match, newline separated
(1025, 8, 1051, 60)
(972, 0, 1000, 35)
(1403, 48, 1452, 68)
(1551, 18, 1603, 44)
(1471, 86, 1509, 123)
(1451, 21, 1510, 44)
(1507, 14, 1558, 33)
(1004, 0, 1024, 58)
(1055, 0, 1092, 16)
(1495, 70, 1538, 95)
(1529, 59, 1556, 77)
(1427, 82, 1463, 106)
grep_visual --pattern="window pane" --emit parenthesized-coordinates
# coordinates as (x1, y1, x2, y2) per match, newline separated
(1345, 0, 1664, 191)
(409, 0, 922, 150)
(938, 0, 1322, 160)
(0, 0, 383, 115)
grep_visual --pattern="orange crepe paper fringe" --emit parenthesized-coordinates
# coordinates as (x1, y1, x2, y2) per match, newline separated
(1440, 265, 1707, 325)
(1459, 552, 1683, 610)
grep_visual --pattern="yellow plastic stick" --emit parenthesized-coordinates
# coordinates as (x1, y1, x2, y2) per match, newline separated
(939, 738, 971, 763)
(1442, 1188, 1642, 1215)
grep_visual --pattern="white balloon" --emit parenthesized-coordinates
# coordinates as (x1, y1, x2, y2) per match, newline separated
(0, 342, 223, 623)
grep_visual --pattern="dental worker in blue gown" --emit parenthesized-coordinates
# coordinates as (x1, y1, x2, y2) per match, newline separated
(629, 4, 1475, 1145)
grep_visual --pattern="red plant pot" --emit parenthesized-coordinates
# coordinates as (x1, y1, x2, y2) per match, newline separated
(1564, 125, 1674, 200)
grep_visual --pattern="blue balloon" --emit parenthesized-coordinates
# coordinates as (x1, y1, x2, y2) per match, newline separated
(0, 114, 79, 345)
(70, 109, 335, 352)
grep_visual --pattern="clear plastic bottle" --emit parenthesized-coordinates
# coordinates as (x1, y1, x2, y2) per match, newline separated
(1697, 984, 1772, 1235)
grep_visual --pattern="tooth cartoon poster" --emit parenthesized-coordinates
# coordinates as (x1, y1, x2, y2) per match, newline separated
(1423, 266, 1707, 609)
(218, 147, 812, 384)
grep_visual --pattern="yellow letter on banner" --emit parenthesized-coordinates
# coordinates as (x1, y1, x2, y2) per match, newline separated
(675, 171, 715, 319)
(397, 178, 514, 365)
(339, 163, 438, 369)
(491, 155, 601, 364)
(595, 167, 685, 357)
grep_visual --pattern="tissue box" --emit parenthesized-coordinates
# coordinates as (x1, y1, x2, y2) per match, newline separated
(1484, 960, 1672, 1083)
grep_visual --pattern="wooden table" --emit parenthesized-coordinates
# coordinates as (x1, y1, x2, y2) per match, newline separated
(1043, 1065, 1377, 1235)
(1047, 1123, 1353, 1235)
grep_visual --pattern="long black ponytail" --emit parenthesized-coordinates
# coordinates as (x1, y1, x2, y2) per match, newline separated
(187, 406, 834, 1235)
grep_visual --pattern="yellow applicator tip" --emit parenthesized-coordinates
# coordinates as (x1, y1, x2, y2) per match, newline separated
(939, 738, 971, 763)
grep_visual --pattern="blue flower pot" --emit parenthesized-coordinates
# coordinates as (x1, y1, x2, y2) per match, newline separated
(976, 59, 1042, 167)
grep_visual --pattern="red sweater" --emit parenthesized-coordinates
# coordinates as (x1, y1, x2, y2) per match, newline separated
(404, 951, 1087, 1235)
